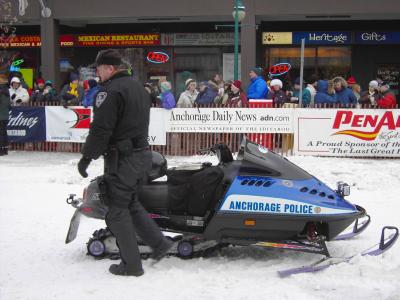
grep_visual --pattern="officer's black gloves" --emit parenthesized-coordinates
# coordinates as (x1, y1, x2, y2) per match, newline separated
(78, 157, 92, 178)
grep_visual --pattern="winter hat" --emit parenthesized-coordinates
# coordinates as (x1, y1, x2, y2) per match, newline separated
(91, 49, 123, 67)
(45, 80, 53, 86)
(346, 76, 357, 85)
(270, 78, 283, 88)
(251, 67, 263, 76)
(160, 81, 172, 92)
(36, 78, 45, 85)
(10, 77, 21, 84)
(88, 79, 97, 89)
(185, 78, 195, 89)
(70, 73, 79, 82)
(232, 80, 242, 90)
(369, 80, 379, 88)
(294, 77, 301, 85)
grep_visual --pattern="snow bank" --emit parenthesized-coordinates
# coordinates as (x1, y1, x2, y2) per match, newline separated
(0, 152, 399, 300)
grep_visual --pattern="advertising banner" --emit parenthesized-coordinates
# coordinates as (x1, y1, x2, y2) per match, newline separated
(294, 109, 400, 157)
(293, 32, 351, 45)
(45, 107, 165, 145)
(75, 34, 160, 47)
(149, 108, 166, 145)
(165, 108, 293, 133)
(355, 32, 400, 44)
(7, 107, 46, 143)
(161, 33, 235, 46)
(45, 107, 92, 143)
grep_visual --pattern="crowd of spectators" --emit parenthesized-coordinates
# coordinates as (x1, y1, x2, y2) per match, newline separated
(4, 68, 399, 109)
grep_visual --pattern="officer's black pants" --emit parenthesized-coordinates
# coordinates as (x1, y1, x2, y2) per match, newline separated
(0, 120, 8, 155)
(104, 150, 164, 271)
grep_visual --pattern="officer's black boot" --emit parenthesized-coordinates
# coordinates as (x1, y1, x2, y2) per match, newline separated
(109, 262, 144, 276)
(151, 238, 174, 261)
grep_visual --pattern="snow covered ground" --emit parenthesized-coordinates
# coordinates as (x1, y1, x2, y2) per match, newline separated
(0, 151, 399, 300)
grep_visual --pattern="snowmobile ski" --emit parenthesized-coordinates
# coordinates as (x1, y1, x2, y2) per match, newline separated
(333, 214, 371, 241)
(278, 226, 399, 277)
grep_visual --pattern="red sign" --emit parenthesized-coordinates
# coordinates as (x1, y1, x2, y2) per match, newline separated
(147, 51, 170, 64)
(0, 34, 161, 48)
(269, 63, 291, 76)
(332, 110, 400, 141)
(76, 34, 160, 47)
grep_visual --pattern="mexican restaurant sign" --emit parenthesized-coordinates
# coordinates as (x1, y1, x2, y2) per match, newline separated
(0, 34, 161, 48)
(294, 109, 400, 157)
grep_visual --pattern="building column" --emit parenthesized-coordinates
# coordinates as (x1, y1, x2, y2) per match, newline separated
(241, 0, 256, 89)
(40, 17, 60, 91)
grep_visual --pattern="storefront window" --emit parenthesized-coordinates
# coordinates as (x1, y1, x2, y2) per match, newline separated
(265, 46, 351, 84)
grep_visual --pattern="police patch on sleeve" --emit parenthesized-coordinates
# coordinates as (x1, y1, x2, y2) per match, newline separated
(95, 92, 107, 108)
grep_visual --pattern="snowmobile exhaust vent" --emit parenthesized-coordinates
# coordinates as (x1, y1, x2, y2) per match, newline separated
(240, 179, 274, 188)
(300, 187, 335, 200)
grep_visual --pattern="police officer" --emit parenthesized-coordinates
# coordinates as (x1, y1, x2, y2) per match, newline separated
(77, 49, 172, 276)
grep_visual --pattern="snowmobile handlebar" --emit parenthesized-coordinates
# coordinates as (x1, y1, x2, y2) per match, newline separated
(197, 143, 234, 164)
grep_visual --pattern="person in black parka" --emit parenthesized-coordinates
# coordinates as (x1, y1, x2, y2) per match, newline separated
(77, 49, 172, 276)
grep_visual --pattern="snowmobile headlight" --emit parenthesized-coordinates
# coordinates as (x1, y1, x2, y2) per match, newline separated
(337, 182, 350, 197)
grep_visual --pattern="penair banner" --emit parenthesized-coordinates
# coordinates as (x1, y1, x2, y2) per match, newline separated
(45, 107, 92, 143)
(165, 108, 294, 133)
(294, 109, 400, 157)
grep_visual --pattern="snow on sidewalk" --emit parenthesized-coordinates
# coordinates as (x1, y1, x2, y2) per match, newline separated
(0, 152, 399, 300)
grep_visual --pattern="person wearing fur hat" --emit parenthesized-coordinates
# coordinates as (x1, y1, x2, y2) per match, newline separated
(159, 81, 176, 109)
(333, 76, 357, 105)
(60, 72, 84, 107)
(227, 80, 248, 107)
(177, 79, 198, 108)
(267, 78, 288, 105)
(0, 73, 10, 156)
(195, 80, 218, 105)
(9, 76, 29, 106)
(246, 67, 268, 100)
(359, 80, 380, 106)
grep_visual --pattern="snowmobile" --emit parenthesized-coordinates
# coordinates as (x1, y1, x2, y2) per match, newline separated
(66, 137, 377, 259)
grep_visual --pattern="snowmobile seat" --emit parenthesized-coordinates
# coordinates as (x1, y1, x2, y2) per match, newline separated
(167, 165, 224, 216)
(138, 182, 169, 215)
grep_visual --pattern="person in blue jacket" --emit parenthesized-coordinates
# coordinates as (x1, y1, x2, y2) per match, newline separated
(315, 80, 337, 104)
(246, 67, 268, 100)
(195, 81, 218, 105)
(83, 79, 100, 107)
(332, 76, 357, 105)
(159, 81, 176, 109)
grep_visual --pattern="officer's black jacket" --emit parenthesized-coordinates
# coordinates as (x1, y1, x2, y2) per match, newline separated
(82, 71, 150, 160)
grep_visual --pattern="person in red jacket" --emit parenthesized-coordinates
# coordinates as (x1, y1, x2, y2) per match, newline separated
(377, 83, 397, 108)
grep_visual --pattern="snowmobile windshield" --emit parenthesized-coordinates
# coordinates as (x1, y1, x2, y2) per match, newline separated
(236, 138, 312, 180)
